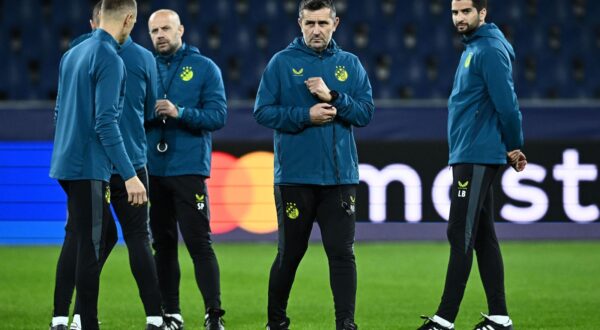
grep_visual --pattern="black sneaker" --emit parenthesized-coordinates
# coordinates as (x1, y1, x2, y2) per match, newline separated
(339, 319, 358, 330)
(146, 324, 167, 330)
(49, 325, 68, 330)
(266, 317, 290, 330)
(417, 316, 453, 330)
(473, 314, 513, 330)
(204, 308, 225, 330)
(164, 315, 184, 330)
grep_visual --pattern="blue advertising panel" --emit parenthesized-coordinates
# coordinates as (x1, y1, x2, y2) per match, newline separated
(1, 141, 599, 244)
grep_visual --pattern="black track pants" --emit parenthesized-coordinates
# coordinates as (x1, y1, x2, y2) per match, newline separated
(268, 185, 357, 329)
(52, 180, 112, 330)
(436, 164, 508, 322)
(149, 175, 221, 314)
(53, 169, 163, 318)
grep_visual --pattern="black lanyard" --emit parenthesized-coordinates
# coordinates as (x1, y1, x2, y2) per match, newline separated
(157, 56, 185, 99)
(155, 53, 185, 153)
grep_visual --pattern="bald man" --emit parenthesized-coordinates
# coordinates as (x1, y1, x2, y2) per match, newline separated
(146, 9, 227, 330)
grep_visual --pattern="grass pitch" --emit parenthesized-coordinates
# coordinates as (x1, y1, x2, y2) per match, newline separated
(0, 241, 598, 329)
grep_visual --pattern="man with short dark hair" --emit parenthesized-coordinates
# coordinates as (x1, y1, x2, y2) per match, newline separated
(254, 1, 374, 329)
(417, 1, 526, 330)
(51, 1, 168, 329)
(49, 0, 145, 329)
(146, 9, 227, 330)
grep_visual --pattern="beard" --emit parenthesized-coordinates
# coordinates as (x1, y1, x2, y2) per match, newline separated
(155, 41, 178, 56)
(455, 20, 479, 34)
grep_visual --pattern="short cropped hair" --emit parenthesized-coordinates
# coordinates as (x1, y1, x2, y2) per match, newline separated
(454, 0, 487, 12)
(92, 1, 102, 25)
(472, 0, 487, 11)
(101, 0, 137, 17)
(298, 0, 336, 19)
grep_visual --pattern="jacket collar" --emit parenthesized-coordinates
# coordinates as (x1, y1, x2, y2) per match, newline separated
(288, 37, 340, 57)
(156, 43, 202, 62)
(117, 36, 133, 53)
(93, 28, 120, 50)
(462, 23, 515, 61)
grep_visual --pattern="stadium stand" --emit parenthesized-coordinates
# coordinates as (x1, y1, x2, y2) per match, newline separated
(1, 0, 599, 100)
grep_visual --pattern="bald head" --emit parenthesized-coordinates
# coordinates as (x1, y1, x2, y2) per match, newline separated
(149, 9, 181, 27)
(148, 9, 185, 56)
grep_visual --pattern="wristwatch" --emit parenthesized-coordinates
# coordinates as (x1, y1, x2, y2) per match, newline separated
(329, 90, 339, 103)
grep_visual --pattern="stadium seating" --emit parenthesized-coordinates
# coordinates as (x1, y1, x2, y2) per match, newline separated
(1, 0, 599, 100)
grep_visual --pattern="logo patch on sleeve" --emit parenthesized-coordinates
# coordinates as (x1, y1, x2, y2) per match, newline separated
(464, 52, 473, 68)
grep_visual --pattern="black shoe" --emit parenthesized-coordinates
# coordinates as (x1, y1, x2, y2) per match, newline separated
(473, 314, 513, 330)
(204, 308, 225, 330)
(417, 316, 453, 330)
(164, 315, 184, 330)
(266, 317, 290, 330)
(339, 319, 358, 330)
(49, 325, 68, 330)
(146, 324, 167, 330)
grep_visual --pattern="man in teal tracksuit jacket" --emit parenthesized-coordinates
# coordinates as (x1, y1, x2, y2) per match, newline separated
(52, 12, 166, 328)
(48, 1, 147, 329)
(145, 9, 227, 330)
(419, 1, 527, 330)
(254, 35, 372, 185)
(254, 1, 374, 329)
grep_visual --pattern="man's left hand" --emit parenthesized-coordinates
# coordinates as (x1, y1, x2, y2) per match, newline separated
(155, 99, 179, 119)
(305, 77, 332, 102)
(507, 149, 527, 172)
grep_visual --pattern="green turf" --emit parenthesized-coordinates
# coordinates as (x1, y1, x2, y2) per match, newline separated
(0, 241, 598, 329)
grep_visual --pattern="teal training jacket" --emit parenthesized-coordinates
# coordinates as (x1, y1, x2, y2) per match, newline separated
(254, 38, 374, 185)
(448, 23, 524, 165)
(50, 29, 135, 182)
(70, 34, 158, 173)
(116, 37, 157, 172)
(146, 44, 227, 177)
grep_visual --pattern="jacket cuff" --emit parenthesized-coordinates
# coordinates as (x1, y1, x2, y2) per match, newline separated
(302, 106, 311, 125)
(177, 105, 186, 119)
(331, 91, 345, 108)
(104, 144, 136, 181)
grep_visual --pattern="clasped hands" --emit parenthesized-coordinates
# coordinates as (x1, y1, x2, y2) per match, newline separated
(305, 77, 336, 125)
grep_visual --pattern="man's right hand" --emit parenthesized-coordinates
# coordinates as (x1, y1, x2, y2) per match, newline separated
(309, 103, 337, 125)
(124, 176, 148, 206)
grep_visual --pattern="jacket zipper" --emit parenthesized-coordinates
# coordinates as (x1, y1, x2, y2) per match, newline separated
(320, 54, 340, 184)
